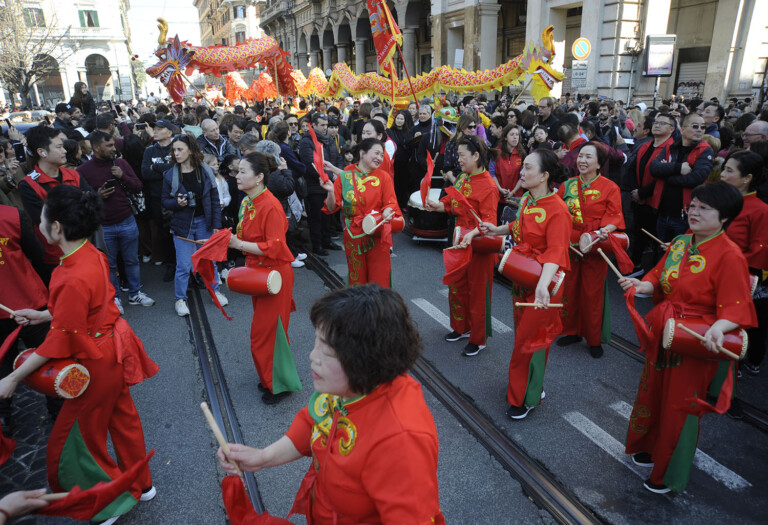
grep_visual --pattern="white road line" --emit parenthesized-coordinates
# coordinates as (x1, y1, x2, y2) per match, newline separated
(436, 289, 513, 333)
(609, 401, 751, 490)
(411, 298, 452, 330)
(562, 411, 646, 478)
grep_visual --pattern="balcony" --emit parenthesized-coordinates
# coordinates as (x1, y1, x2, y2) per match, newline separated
(62, 26, 121, 42)
(261, 0, 293, 25)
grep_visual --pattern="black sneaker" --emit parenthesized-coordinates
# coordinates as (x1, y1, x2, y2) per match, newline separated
(589, 345, 604, 358)
(643, 479, 670, 494)
(445, 330, 470, 342)
(257, 382, 269, 393)
(324, 242, 342, 251)
(462, 343, 485, 356)
(727, 398, 744, 420)
(262, 390, 290, 405)
(506, 404, 533, 420)
(742, 361, 760, 376)
(557, 335, 582, 347)
(632, 452, 654, 466)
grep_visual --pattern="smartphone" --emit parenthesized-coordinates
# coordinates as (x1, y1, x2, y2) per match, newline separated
(104, 178, 118, 189)
(12, 142, 26, 162)
(136, 123, 147, 130)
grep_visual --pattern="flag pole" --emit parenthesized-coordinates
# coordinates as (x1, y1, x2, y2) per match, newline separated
(395, 43, 419, 107)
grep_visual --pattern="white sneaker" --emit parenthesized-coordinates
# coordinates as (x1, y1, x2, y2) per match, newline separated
(141, 255, 151, 263)
(99, 515, 121, 525)
(175, 299, 190, 317)
(296, 252, 308, 261)
(291, 259, 305, 268)
(128, 291, 155, 307)
(140, 485, 157, 501)
(114, 297, 124, 315)
(220, 268, 230, 280)
(215, 292, 229, 307)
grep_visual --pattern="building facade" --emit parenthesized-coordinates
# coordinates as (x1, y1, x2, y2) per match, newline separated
(1, 0, 137, 107)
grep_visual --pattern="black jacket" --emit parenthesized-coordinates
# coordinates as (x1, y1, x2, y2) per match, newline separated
(298, 133, 342, 196)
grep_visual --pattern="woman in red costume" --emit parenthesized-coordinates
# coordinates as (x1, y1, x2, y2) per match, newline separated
(720, 150, 768, 375)
(0, 185, 156, 524)
(556, 141, 626, 358)
(218, 284, 444, 525)
(229, 152, 302, 405)
(493, 124, 525, 224)
(358, 119, 395, 181)
(321, 138, 400, 288)
(478, 149, 571, 419)
(619, 182, 756, 494)
(426, 135, 499, 357)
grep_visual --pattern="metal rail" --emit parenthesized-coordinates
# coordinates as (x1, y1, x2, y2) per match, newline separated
(306, 253, 602, 525)
(187, 287, 265, 513)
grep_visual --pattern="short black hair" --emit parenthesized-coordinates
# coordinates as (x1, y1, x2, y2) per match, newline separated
(490, 116, 507, 129)
(364, 118, 386, 139)
(526, 148, 563, 188)
(25, 125, 60, 162)
(458, 134, 497, 170)
(95, 113, 114, 130)
(690, 181, 743, 228)
(241, 152, 276, 187)
(88, 130, 114, 147)
(309, 284, 422, 395)
(43, 185, 103, 239)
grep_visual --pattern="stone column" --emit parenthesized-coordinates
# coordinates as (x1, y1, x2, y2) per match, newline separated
(477, 3, 500, 73)
(322, 47, 333, 72)
(402, 28, 417, 76)
(355, 39, 367, 74)
(337, 44, 349, 65)
(702, 0, 740, 101)
(297, 53, 309, 75)
(310, 51, 318, 69)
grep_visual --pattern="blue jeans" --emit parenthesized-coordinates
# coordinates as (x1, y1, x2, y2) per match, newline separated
(656, 213, 688, 243)
(173, 215, 220, 300)
(103, 215, 141, 298)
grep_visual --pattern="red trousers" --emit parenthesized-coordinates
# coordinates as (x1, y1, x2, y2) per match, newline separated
(625, 353, 726, 491)
(249, 261, 300, 394)
(561, 254, 607, 346)
(47, 339, 151, 516)
(448, 252, 495, 346)
(344, 233, 391, 287)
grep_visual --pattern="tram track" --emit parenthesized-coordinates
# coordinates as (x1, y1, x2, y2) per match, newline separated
(187, 287, 265, 514)
(306, 253, 603, 525)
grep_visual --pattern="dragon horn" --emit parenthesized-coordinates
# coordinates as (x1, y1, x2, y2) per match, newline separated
(542, 26, 555, 56)
(157, 18, 168, 46)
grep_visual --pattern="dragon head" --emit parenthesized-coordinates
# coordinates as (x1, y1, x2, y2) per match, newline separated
(146, 29, 196, 104)
(433, 107, 458, 137)
(519, 26, 565, 103)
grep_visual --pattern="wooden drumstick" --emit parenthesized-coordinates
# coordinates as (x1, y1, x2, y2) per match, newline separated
(469, 208, 482, 224)
(641, 228, 665, 246)
(201, 402, 242, 475)
(177, 236, 207, 245)
(676, 323, 741, 360)
(0, 303, 16, 316)
(515, 302, 564, 308)
(583, 234, 602, 252)
(570, 245, 584, 257)
(597, 248, 623, 279)
(40, 492, 70, 502)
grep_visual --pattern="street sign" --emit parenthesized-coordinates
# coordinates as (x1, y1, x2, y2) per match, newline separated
(571, 60, 588, 88)
(572, 38, 591, 60)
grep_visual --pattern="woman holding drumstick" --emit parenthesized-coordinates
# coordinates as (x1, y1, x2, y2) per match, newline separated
(617, 182, 756, 494)
(321, 138, 400, 288)
(556, 141, 626, 359)
(477, 149, 571, 419)
(229, 152, 302, 405)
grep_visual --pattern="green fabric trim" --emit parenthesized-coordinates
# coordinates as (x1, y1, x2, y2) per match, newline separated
(707, 361, 732, 399)
(58, 420, 138, 521)
(663, 414, 700, 492)
(601, 283, 611, 344)
(271, 316, 302, 393)
(523, 349, 547, 407)
(485, 278, 492, 338)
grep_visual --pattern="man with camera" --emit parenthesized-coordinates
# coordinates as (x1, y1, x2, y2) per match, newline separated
(78, 131, 155, 313)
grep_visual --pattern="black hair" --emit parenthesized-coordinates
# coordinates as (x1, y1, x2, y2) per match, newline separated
(95, 113, 114, 130)
(690, 181, 743, 228)
(390, 109, 413, 131)
(88, 130, 114, 147)
(557, 122, 579, 142)
(123, 134, 147, 176)
(309, 284, 422, 395)
(364, 118, 386, 139)
(43, 185, 102, 240)
(559, 112, 580, 129)
(355, 137, 383, 157)
(311, 113, 328, 125)
(457, 134, 497, 170)
(62, 139, 80, 166)
(25, 125, 61, 162)
(526, 149, 563, 188)
(490, 116, 507, 130)
(271, 120, 290, 142)
(231, 119, 247, 132)
(704, 102, 725, 123)
(580, 119, 597, 137)
(242, 152, 277, 187)
(243, 121, 261, 136)
(724, 150, 765, 191)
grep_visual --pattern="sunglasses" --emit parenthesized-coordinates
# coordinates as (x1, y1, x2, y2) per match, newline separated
(467, 125, 476, 129)
(686, 124, 705, 130)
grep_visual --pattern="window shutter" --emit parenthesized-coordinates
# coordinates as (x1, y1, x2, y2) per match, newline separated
(79, 10, 85, 27)
(92, 11, 99, 27)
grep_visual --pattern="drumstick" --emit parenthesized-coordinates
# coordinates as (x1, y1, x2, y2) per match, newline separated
(641, 228, 665, 246)
(570, 246, 584, 257)
(515, 302, 564, 308)
(0, 303, 16, 316)
(469, 208, 482, 224)
(177, 236, 207, 245)
(583, 235, 602, 251)
(676, 323, 741, 360)
(200, 402, 242, 475)
(40, 493, 69, 502)
(597, 248, 623, 279)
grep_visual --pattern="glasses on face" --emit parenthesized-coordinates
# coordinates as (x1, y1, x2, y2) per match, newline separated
(743, 132, 763, 137)
(685, 124, 705, 130)
(467, 125, 476, 130)
(653, 120, 673, 127)
(508, 115, 515, 119)
(288, 122, 298, 127)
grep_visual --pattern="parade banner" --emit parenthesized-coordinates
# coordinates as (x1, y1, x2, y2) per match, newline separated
(366, 0, 402, 79)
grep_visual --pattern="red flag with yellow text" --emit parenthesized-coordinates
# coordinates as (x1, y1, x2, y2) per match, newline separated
(366, 0, 403, 99)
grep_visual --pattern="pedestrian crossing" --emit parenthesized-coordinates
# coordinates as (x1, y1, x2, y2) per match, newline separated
(419, 288, 512, 334)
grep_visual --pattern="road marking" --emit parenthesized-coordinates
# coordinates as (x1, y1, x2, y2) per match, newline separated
(609, 401, 751, 490)
(562, 411, 645, 477)
(411, 298, 451, 330)
(437, 289, 512, 333)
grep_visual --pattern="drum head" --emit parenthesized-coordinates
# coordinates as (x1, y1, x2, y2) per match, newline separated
(408, 188, 443, 210)
(267, 270, 283, 295)
(578, 232, 595, 253)
(362, 214, 379, 235)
